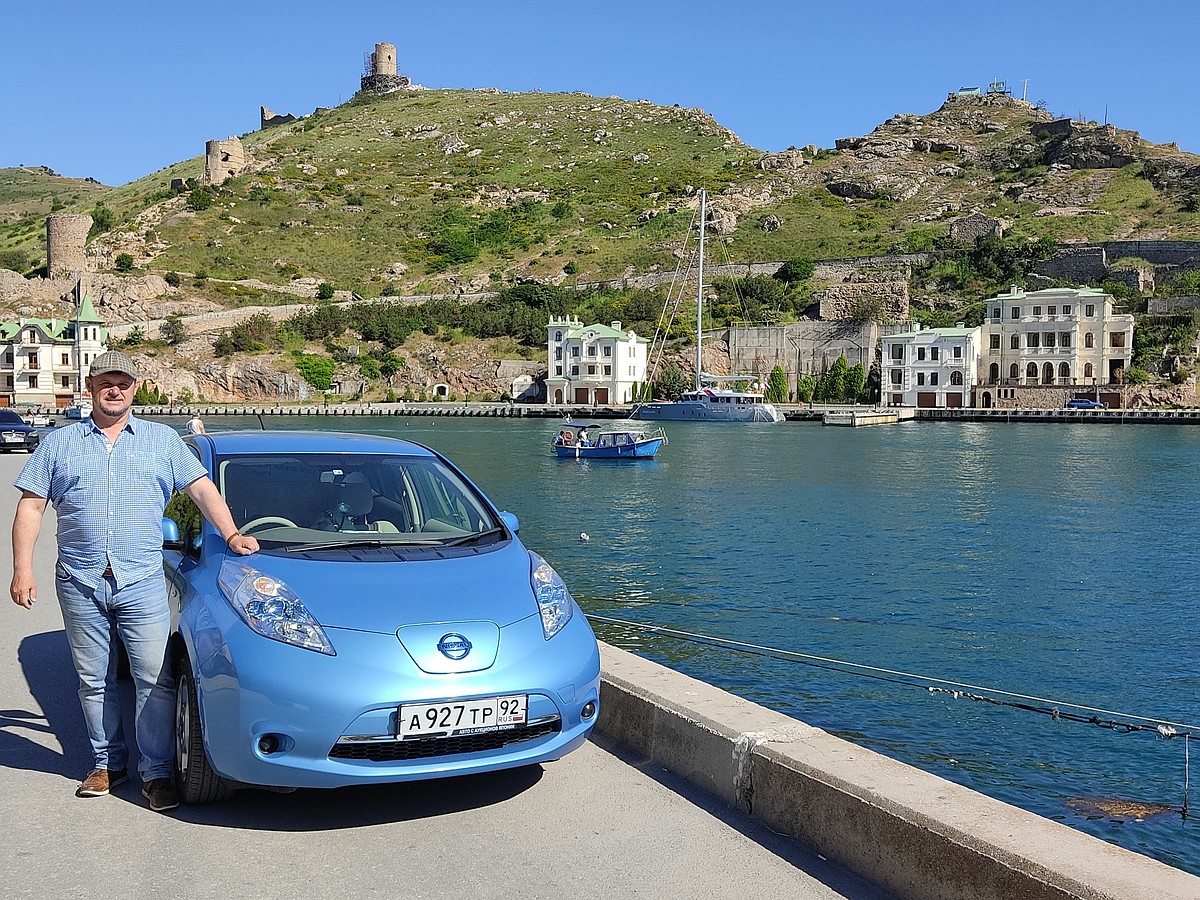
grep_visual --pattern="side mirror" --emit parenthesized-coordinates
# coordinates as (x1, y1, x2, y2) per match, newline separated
(499, 511, 520, 534)
(161, 517, 184, 551)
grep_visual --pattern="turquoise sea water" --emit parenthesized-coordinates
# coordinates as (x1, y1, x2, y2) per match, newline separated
(202, 415, 1200, 872)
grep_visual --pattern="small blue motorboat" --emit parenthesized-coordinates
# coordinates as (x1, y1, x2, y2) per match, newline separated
(552, 423, 667, 459)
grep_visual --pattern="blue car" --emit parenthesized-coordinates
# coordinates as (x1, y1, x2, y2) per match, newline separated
(162, 431, 600, 802)
(1065, 398, 1107, 409)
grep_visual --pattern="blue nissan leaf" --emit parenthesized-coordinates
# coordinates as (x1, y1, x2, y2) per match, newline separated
(162, 431, 600, 802)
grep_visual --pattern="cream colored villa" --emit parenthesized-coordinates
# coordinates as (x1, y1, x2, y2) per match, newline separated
(545, 317, 648, 405)
(0, 293, 106, 409)
(881, 325, 981, 408)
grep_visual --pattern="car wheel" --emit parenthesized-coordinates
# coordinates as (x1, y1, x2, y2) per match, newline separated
(176, 657, 235, 803)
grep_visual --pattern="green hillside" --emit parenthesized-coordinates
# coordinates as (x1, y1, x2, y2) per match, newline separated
(2, 88, 1199, 296)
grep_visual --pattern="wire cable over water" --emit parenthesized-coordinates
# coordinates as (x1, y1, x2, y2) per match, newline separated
(586, 613, 1200, 738)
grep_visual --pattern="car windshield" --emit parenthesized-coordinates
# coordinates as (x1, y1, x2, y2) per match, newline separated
(215, 452, 501, 550)
(0, 411, 25, 425)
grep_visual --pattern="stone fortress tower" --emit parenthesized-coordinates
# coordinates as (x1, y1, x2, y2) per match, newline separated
(359, 42, 411, 95)
(46, 214, 93, 278)
(204, 136, 247, 185)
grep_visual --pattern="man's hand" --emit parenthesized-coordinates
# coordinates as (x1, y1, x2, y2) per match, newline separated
(10, 572, 36, 608)
(227, 533, 259, 555)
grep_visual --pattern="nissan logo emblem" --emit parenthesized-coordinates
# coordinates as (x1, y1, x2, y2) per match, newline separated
(437, 632, 472, 660)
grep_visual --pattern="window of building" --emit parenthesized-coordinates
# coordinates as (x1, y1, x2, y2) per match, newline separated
(931, 347, 940, 361)
(555, 366, 562, 376)
(1085, 304, 1095, 316)
(61, 353, 70, 366)
(26, 330, 38, 344)
(1060, 333, 1071, 347)
(587, 365, 596, 375)
(1026, 363, 1038, 378)
(1009, 363, 1019, 378)
(1084, 332, 1094, 349)
(1033, 306, 1041, 316)
(930, 372, 939, 386)
(555, 347, 562, 360)
(917, 347, 926, 361)
(953, 346, 962, 358)
(603, 365, 611, 375)
(571, 347, 580, 357)
(992, 308, 1000, 320)
(951, 371, 963, 385)
(586, 346, 597, 357)
(1059, 362, 1070, 379)
(1028, 333, 1039, 348)
(890, 369, 902, 385)
(989, 334, 1000, 350)
(1010, 334, 1020, 350)
(1048, 306, 1056, 315)
(4, 376, 11, 387)
(570, 366, 578, 376)
(1044, 333, 1056, 348)
(1063, 305, 1072, 315)
(3, 350, 11, 364)
(1111, 333, 1126, 348)
(28, 375, 38, 389)
(1084, 363, 1094, 378)
(554, 331, 562, 342)
(1011, 307, 1020, 319)
(61, 376, 69, 388)
(603, 346, 612, 357)
(917, 373, 925, 386)
(890, 344, 904, 360)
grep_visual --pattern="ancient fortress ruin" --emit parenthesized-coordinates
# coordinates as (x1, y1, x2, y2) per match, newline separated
(46, 214, 93, 277)
(359, 42, 411, 95)
(204, 136, 248, 185)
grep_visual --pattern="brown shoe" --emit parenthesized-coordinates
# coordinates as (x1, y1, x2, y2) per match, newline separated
(141, 778, 180, 812)
(76, 767, 128, 798)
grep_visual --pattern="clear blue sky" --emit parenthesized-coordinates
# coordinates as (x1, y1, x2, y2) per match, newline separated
(5, 0, 1197, 187)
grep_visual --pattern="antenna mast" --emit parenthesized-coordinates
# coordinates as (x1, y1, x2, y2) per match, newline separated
(695, 189, 705, 392)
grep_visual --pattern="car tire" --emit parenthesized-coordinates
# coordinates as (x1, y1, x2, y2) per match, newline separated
(176, 657, 235, 803)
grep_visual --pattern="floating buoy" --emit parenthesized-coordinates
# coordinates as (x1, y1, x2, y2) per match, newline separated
(579, 532, 590, 542)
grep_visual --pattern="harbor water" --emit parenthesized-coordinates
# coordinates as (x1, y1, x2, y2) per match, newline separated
(191, 414, 1200, 873)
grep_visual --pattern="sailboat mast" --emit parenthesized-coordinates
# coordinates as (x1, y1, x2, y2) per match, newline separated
(695, 189, 705, 392)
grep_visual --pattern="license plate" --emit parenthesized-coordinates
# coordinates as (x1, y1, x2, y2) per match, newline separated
(3, 434, 23, 443)
(398, 695, 527, 738)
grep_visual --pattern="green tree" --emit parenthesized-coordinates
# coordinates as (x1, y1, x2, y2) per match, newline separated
(88, 203, 117, 237)
(816, 355, 849, 402)
(654, 364, 689, 401)
(293, 353, 335, 390)
(115, 253, 134, 272)
(0, 249, 29, 273)
(774, 258, 814, 284)
(359, 356, 381, 379)
(765, 365, 788, 403)
(160, 313, 186, 346)
(316, 282, 336, 300)
(1164, 270, 1200, 297)
(846, 363, 866, 402)
(796, 374, 816, 405)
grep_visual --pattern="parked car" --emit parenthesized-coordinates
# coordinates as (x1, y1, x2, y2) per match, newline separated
(162, 430, 600, 803)
(1065, 398, 1107, 409)
(0, 409, 40, 452)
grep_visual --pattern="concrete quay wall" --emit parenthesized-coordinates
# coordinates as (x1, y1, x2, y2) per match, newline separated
(596, 642, 1200, 900)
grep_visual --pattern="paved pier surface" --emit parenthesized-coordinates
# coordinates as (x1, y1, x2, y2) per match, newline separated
(0, 452, 883, 900)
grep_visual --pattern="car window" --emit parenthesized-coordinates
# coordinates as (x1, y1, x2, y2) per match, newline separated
(0, 410, 24, 425)
(214, 452, 500, 551)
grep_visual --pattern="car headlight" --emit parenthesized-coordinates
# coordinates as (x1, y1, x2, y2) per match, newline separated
(218, 561, 335, 655)
(530, 552, 574, 640)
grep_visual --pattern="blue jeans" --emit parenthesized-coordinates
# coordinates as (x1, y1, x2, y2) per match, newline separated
(55, 564, 175, 782)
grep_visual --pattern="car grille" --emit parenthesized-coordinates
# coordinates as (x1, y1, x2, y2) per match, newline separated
(329, 719, 561, 762)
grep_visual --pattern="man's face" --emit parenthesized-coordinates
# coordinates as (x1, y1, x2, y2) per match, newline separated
(87, 373, 136, 418)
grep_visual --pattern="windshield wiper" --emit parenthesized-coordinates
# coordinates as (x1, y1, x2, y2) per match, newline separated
(441, 527, 506, 547)
(284, 538, 438, 552)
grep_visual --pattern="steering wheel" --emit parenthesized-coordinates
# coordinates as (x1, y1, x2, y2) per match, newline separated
(241, 516, 297, 534)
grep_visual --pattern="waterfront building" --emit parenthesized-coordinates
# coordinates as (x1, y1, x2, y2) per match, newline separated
(882, 325, 981, 408)
(975, 286, 1134, 408)
(0, 293, 106, 409)
(545, 316, 648, 405)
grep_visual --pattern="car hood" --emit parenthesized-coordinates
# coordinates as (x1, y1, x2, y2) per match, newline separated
(222, 541, 540, 635)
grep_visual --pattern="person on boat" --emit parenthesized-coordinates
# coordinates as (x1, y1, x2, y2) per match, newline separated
(577, 427, 590, 446)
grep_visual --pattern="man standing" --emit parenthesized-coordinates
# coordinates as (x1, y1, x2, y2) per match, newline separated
(185, 412, 205, 435)
(8, 351, 258, 812)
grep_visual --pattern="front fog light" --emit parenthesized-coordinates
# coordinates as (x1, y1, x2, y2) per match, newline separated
(581, 701, 596, 720)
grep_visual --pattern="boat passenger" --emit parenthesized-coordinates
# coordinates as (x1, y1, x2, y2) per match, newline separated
(577, 427, 590, 446)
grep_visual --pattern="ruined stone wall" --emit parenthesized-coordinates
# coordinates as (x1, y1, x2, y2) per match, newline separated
(204, 137, 247, 185)
(949, 213, 1006, 243)
(260, 106, 297, 129)
(1148, 295, 1200, 315)
(1104, 240, 1200, 265)
(818, 282, 910, 323)
(46, 214, 92, 277)
(1031, 246, 1107, 283)
(727, 322, 910, 390)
